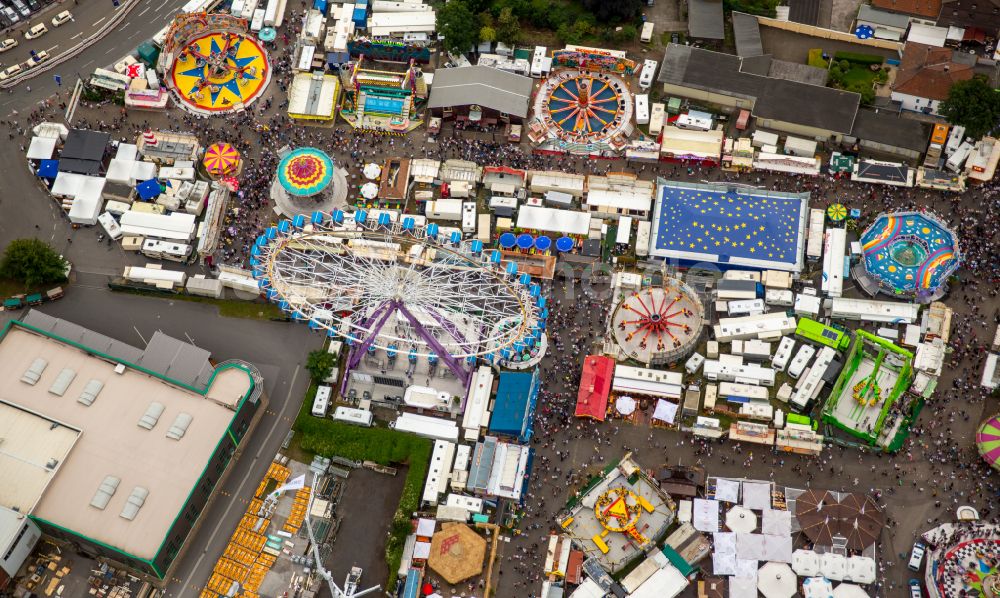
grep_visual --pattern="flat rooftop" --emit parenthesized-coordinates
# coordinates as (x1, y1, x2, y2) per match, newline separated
(0, 402, 80, 515)
(0, 324, 253, 560)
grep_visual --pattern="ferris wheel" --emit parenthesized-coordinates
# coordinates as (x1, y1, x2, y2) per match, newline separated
(250, 210, 548, 382)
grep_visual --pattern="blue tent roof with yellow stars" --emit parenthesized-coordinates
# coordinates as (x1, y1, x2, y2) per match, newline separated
(648, 180, 809, 272)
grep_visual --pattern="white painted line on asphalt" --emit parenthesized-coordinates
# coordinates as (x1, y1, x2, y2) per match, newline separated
(133, 325, 147, 345)
(83, 59, 93, 68)
(177, 364, 302, 596)
(127, 30, 140, 40)
(93, 16, 106, 26)
(70, 32, 82, 39)
(46, 45, 57, 53)
(137, 5, 150, 16)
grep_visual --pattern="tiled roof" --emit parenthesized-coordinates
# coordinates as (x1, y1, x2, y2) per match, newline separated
(892, 43, 973, 101)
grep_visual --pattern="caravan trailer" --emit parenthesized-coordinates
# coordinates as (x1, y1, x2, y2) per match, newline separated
(771, 337, 795, 371)
(787, 345, 816, 379)
(638, 59, 658, 89)
(806, 208, 824, 261)
(821, 227, 847, 298)
(635, 94, 649, 125)
(312, 385, 332, 417)
(141, 239, 192, 262)
(333, 406, 374, 427)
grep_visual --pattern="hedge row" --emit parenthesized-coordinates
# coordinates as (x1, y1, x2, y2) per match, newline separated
(832, 51, 884, 65)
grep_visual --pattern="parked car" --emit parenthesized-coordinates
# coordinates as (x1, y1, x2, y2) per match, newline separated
(0, 61, 22, 79)
(908, 541, 926, 571)
(909, 579, 923, 598)
(0, 6, 19, 24)
(23, 22, 45, 39)
(26, 49, 47, 66)
(10, 0, 29, 17)
(0, 38, 17, 52)
(25, 0, 38, 10)
(50, 9, 70, 26)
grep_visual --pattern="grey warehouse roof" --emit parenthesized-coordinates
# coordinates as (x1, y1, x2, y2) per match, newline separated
(427, 65, 535, 118)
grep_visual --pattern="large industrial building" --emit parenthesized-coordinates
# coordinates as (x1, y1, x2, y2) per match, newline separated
(0, 313, 263, 586)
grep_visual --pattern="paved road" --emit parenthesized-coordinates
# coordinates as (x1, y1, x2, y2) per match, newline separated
(27, 286, 322, 597)
(0, 0, 188, 114)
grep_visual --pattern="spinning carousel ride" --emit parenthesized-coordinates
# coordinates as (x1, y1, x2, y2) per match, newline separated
(529, 47, 635, 153)
(610, 278, 704, 365)
(161, 13, 271, 114)
(859, 211, 960, 301)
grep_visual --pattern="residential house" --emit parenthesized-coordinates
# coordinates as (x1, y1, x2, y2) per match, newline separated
(936, 0, 1000, 31)
(857, 4, 913, 40)
(891, 43, 974, 115)
(872, 0, 941, 21)
(688, 0, 725, 39)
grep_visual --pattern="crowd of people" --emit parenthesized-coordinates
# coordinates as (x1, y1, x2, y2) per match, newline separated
(8, 16, 1000, 596)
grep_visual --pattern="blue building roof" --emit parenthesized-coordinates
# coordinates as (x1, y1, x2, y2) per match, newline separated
(649, 180, 809, 272)
(488, 370, 538, 442)
(401, 568, 422, 598)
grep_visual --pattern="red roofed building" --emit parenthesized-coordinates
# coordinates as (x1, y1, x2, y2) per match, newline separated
(890, 43, 975, 116)
(575, 355, 615, 421)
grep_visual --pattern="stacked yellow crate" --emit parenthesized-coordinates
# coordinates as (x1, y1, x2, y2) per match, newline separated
(206, 572, 236, 594)
(223, 544, 258, 568)
(282, 486, 311, 534)
(198, 590, 220, 598)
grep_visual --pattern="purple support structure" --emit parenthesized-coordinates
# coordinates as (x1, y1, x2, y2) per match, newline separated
(427, 308, 468, 347)
(339, 300, 396, 395)
(395, 301, 471, 386)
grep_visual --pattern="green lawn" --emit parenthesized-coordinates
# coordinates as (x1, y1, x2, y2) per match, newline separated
(840, 65, 876, 86)
(112, 287, 285, 320)
(291, 388, 432, 588)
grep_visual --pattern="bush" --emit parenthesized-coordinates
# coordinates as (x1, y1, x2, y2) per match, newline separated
(807, 48, 828, 69)
(305, 349, 336, 382)
(832, 51, 884, 65)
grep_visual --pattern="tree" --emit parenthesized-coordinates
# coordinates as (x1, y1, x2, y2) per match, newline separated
(578, 0, 642, 23)
(479, 25, 497, 43)
(557, 20, 592, 44)
(437, 1, 479, 56)
(306, 349, 337, 382)
(496, 6, 520, 46)
(0, 238, 67, 288)
(939, 76, 1000, 139)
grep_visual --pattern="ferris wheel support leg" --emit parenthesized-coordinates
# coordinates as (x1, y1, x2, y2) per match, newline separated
(340, 300, 398, 396)
(395, 301, 472, 386)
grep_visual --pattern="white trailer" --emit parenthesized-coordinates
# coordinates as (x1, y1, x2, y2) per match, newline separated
(635, 220, 651, 257)
(649, 103, 665, 136)
(946, 141, 973, 173)
(714, 312, 797, 342)
(727, 299, 765, 317)
(635, 94, 649, 125)
(141, 238, 192, 262)
(425, 199, 463, 221)
(771, 336, 795, 371)
(765, 289, 794, 307)
(312, 385, 332, 416)
(333, 406, 374, 427)
(829, 297, 920, 324)
(806, 208, 824, 261)
(461, 366, 494, 441)
(944, 125, 966, 156)
(122, 264, 187, 289)
(790, 346, 836, 411)
(640, 21, 655, 43)
(821, 227, 847, 298)
(787, 344, 816, 379)
(718, 382, 770, 401)
(462, 201, 477, 233)
(752, 130, 779, 148)
(638, 59, 658, 89)
(97, 212, 123, 240)
(702, 358, 776, 386)
(783, 136, 817, 157)
(391, 412, 460, 441)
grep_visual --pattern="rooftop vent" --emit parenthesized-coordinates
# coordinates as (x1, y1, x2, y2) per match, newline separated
(20, 358, 48, 386)
(45, 458, 59, 470)
(89, 475, 121, 510)
(119, 486, 149, 521)
(166, 413, 193, 440)
(114, 363, 126, 375)
(77, 379, 105, 406)
(48, 368, 77, 397)
(137, 402, 165, 430)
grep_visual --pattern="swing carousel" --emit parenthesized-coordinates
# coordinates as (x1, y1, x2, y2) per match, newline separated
(164, 14, 271, 114)
(610, 278, 704, 365)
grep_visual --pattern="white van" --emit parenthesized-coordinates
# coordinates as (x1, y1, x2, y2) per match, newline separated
(908, 541, 926, 572)
(787, 345, 816, 379)
(311, 385, 332, 417)
(640, 21, 655, 43)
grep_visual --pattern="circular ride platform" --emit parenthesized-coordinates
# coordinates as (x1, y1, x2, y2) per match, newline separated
(532, 69, 633, 151)
(610, 279, 704, 365)
(169, 31, 270, 114)
(859, 211, 960, 299)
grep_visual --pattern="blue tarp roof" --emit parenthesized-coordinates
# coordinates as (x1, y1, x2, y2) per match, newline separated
(488, 370, 538, 441)
(401, 568, 421, 598)
(136, 178, 161, 201)
(37, 159, 59, 179)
